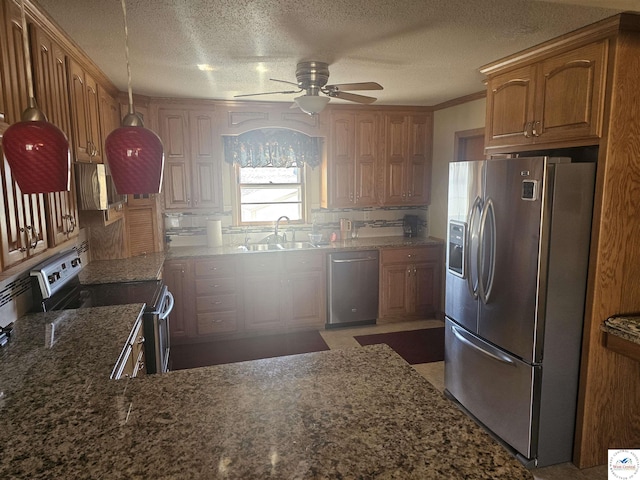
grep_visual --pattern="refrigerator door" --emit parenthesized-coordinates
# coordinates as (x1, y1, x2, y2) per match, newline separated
(445, 318, 540, 460)
(445, 160, 483, 333)
(478, 157, 547, 363)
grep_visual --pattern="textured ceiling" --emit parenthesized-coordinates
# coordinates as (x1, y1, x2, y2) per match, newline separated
(33, 0, 636, 107)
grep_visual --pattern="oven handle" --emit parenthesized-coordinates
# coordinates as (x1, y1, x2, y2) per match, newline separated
(159, 291, 174, 320)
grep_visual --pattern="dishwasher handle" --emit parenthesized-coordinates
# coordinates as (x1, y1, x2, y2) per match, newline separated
(331, 257, 378, 264)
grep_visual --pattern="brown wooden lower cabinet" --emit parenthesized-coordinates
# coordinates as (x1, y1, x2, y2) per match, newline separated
(166, 244, 442, 343)
(164, 259, 194, 344)
(242, 251, 326, 332)
(194, 256, 241, 335)
(379, 245, 443, 320)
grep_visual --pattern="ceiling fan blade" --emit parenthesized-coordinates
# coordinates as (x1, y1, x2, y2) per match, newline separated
(325, 82, 383, 92)
(329, 91, 377, 104)
(270, 78, 301, 87)
(234, 89, 302, 98)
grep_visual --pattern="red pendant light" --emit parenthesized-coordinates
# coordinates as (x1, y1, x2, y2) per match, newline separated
(105, 112, 163, 194)
(105, 0, 164, 195)
(1, 0, 70, 194)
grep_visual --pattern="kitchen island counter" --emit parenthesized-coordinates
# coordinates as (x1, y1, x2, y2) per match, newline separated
(1, 306, 531, 479)
(601, 315, 640, 363)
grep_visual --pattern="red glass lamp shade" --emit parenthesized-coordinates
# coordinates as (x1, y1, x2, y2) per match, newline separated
(105, 125, 164, 195)
(2, 120, 70, 194)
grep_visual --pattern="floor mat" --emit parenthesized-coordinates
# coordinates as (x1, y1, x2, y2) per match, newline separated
(170, 330, 330, 370)
(354, 327, 445, 364)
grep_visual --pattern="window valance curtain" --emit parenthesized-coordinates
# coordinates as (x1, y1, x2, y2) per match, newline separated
(223, 129, 323, 168)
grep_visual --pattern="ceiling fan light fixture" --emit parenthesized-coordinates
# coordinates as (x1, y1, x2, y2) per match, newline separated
(294, 95, 330, 116)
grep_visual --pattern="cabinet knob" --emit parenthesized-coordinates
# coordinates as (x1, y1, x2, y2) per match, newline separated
(523, 122, 532, 138)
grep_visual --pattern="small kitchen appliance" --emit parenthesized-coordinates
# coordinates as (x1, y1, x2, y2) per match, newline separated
(402, 215, 419, 237)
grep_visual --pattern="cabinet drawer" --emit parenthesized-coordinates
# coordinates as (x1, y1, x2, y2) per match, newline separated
(197, 311, 238, 335)
(195, 257, 237, 277)
(196, 293, 237, 312)
(381, 246, 441, 264)
(284, 252, 323, 272)
(195, 277, 237, 295)
(242, 253, 280, 273)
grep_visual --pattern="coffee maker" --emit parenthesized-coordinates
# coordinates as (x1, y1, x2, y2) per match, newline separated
(403, 215, 420, 237)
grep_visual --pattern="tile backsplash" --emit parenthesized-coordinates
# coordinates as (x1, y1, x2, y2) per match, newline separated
(165, 206, 429, 248)
(0, 232, 90, 329)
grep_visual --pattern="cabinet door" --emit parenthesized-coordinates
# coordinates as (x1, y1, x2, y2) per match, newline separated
(126, 205, 159, 256)
(535, 41, 606, 143)
(284, 270, 326, 328)
(383, 114, 408, 204)
(379, 263, 411, 317)
(405, 115, 432, 205)
(242, 254, 285, 331)
(3, 0, 29, 124)
(99, 85, 120, 163)
(354, 113, 379, 206)
(164, 260, 194, 343)
(243, 273, 284, 330)
(68, 59, 102, 162)
(31, 26, 79, 246)
(328, 112, 355, 207)
(189, 110, 221, 210)
(485, 65, 536, 149)
(0, 4, 48, 269)
(158, 108, 191, 209)
(413, 261, 441, 318)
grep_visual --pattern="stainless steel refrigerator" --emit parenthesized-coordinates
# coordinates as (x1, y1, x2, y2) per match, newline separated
(444, 157, 595, 467)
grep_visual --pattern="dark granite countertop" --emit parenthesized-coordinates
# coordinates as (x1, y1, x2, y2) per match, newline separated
(601, 315, 640, 345)
(78, 252, 165, 284)
(0, 304, 531, 479)
(166, 235, 444, 260)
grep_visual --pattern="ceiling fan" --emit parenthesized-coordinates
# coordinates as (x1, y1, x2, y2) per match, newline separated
(234, 61, 383, 115)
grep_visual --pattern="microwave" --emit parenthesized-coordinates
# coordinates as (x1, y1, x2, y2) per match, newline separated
(74, 163, 126, 210)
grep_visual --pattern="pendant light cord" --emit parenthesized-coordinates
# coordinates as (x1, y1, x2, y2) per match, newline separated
(120, 0, 134, 115)
(19, 0, 34, 100)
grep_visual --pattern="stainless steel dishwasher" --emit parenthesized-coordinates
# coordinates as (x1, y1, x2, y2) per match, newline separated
(327, 250, 379, 328)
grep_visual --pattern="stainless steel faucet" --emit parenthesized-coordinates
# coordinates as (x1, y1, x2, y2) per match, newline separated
(274, 216, 290, 243)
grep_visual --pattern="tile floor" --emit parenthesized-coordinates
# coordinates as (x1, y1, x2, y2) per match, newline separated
(319, 319, 607, 480)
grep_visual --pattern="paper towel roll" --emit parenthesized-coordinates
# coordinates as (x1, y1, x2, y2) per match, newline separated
(207, 220, 223, 247)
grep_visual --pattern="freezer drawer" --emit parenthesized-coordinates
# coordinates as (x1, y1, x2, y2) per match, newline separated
(445, 318, 540, 460)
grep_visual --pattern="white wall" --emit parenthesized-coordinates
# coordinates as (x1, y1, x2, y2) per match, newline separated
(429, 99, 486, 240)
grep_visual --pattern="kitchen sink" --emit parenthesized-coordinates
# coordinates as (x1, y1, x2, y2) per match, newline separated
(237, 242, 316, 252)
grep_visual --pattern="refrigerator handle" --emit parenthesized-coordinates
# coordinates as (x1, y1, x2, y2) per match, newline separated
(450, 323, 515, 366)
(478, 198, 496, 304)
(466, 196, 482, 299)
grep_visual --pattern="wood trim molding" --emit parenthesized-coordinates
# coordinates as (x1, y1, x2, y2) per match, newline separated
(453, 127, 485, 162)
(480, 13, 640, 76)
(432, 91, 486, 111)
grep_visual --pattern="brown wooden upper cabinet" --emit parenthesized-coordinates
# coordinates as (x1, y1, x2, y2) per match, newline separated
(483, 40, 607, 151)
(382, 113, 432, 206)
(30, 23, 79, 246)
(156, 106, 222, 211)
(323, 110, 379, 208)
(323, 108, 432, 208)
(68, 58, 103, 162)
